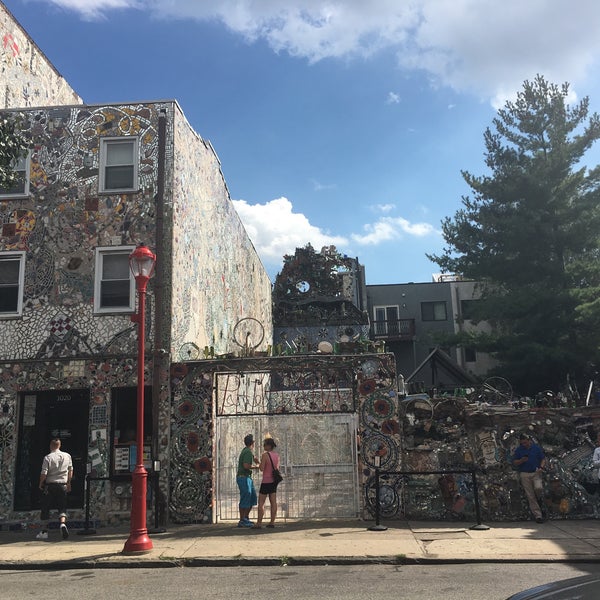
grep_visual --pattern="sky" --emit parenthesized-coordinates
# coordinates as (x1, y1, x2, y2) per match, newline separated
(5, 0, 600, 285)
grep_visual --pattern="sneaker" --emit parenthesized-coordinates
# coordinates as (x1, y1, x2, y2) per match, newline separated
(243, 518, 254, 527)
(36, 530, 48, 540)
(535, 517, 544, 524)
(237, 519, 253, 528)
(61, 524, 69, 540)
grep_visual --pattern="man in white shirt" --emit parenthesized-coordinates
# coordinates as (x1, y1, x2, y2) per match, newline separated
(36, 439, 73, 540)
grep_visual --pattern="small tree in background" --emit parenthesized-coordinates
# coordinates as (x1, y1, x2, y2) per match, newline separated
(429, 75, 600, 395)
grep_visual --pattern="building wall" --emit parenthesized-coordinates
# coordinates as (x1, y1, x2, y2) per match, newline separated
(0, 1, 82, 108)
(0, 100, 272, 524)
(170, 105, 272, 359)
(367, 281, 494, 383)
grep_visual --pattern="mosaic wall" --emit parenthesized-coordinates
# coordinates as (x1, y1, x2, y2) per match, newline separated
(0, 100, 272, 524)
(168, 354, 398, 523)
(0, 356, 156, 524)
(170, 104, 273, 359)
(1, 2, 82, 108)
(168, 353, 600, 525)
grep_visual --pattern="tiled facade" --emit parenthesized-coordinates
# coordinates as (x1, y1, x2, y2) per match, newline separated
(0, 100, 272, 525)
(1, 1, 81, 108)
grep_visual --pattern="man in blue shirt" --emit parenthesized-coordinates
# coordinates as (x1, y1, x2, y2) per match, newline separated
(513, 433, 547, 523)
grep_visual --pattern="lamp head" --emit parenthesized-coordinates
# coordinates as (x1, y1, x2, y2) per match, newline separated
(129, 244, 156, 286)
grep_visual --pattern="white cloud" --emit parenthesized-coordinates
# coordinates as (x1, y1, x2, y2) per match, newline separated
(35, 0, 600, 103)
(386, 92, 400, 104)
(373, 203, 396, 213)
(232, 197, 347, 270)
(310, 179, 337, 191)
(43, 0, 141, 19)
(351, 216, 437, 246)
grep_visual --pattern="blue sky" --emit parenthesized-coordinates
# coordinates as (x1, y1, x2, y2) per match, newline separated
(5, 0, 600, 284)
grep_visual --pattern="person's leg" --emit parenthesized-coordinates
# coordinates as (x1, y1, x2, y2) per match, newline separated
(37, 487, 50, 538)
(255, 493, 266, 527)
(268, 492, 277, 526)
(520, 472, 542, 519)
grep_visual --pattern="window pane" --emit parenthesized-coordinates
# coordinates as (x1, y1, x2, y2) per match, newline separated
(0, 286, 18, 312)
(0, 172, 26, 195)
(433, 302, 447, 320)
(0, 260, 20, 284)
(101, 280, 130, 307)
(105, 165, 134, 189)
(106, 142, 134, 165)
(103, 254, 130, 280)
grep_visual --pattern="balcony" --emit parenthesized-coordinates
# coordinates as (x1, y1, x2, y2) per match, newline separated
(370, 318, 416, 341)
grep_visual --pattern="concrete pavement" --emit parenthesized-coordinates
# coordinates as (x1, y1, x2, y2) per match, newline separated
(2, 519, 600, 569)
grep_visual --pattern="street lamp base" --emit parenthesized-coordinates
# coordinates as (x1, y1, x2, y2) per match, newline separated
(123, 531, 153, 553)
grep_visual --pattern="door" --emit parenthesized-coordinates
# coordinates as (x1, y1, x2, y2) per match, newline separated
(14, 389, 89, 511)
(215, 413, 359, 521)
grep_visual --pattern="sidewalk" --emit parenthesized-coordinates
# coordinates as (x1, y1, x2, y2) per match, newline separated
(2, 519, 600, 570)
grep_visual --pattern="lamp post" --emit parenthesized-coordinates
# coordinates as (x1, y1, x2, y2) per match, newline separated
(123, 243, 156, 553)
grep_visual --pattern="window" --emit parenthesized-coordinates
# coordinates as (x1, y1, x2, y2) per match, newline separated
(0, 252, 25, 317)
(421, 301, 447, 321)
(374, 305, 399, 335)
(94, 247, 135, 313)
(464, 347, 477, 362)
(0, 153, 30, 197)
(460, 299, 479, 321)
(99, 137, 138, 192)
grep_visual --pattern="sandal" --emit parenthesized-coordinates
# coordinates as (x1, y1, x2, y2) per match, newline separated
(266, 523, 275, 528)
(252, 524, 262, 529)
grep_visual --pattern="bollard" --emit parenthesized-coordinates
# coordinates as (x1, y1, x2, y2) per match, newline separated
(368, 456, 387, 531)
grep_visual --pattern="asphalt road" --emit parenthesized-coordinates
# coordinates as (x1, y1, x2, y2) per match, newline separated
(3, 563, 600, 600)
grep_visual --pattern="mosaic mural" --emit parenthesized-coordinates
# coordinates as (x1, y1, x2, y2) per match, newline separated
(0, 100, 272, 525)
(168, 352, 600, 525)
(1, 2, 82, 108)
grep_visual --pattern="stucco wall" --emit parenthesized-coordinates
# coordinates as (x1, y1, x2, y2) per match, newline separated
(0, 1, 81, 108)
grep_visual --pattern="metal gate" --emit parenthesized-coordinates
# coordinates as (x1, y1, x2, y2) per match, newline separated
(215, 413, 359, 521)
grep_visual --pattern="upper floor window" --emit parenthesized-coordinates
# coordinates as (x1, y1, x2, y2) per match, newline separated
(94, 246, 135, 314)
(99, 138, 138, 193)
(460, 299, 479, 321)
(0, 251, 25, 317)
(0, 153, 30, 197)
(421, 301, 447, 321)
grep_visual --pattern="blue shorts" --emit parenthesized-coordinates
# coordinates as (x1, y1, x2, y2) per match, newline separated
(237, 476, 257, 509)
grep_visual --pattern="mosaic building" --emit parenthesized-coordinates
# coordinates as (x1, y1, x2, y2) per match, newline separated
(0, 100, 272, 526)
(1, 1, 81, 108)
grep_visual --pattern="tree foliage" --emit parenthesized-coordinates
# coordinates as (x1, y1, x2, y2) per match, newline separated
(0, 113, 27, 188)
(429, 75, 600, 394)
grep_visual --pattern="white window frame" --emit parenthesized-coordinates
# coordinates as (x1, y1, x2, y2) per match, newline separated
(99, 137, 139, 193)
(0, 153, 30, 197)
(0, 251, 26, 318)
(94, 246, 136, 314)
(373, 305, 400, 336)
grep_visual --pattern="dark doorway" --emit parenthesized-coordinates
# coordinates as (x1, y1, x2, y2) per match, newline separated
(14, 389, 89, 512)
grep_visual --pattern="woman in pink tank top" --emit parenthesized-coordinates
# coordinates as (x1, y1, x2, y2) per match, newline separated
(253, 437, 280, 528)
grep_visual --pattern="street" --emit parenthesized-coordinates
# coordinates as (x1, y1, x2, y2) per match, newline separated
(2, 563, 600, 600)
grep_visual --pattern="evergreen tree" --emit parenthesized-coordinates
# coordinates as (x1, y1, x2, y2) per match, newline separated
(429, 75, 600, 395)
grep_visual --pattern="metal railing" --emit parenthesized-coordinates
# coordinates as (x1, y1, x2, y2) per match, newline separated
(367, 467, 489, 531)
(77, 472, 166, 535)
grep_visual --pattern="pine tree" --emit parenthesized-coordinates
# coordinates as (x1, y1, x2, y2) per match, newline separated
(429, 75, 600, 394)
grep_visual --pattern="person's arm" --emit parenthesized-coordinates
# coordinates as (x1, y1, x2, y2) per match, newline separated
(258, 452, 268, 473)
(512, 449, 528, 467)
(39, 473, 47, 490)
(593, 448, 600, 468)
(66, 465, 73, 492)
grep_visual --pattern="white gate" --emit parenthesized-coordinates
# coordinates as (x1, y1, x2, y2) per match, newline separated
(215, 413, 359, 521)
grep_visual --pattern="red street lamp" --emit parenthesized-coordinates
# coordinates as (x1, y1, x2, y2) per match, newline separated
(123, 243, 156, 554)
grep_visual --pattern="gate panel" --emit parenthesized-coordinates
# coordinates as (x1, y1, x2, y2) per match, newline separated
(216, 413, 359, 521)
